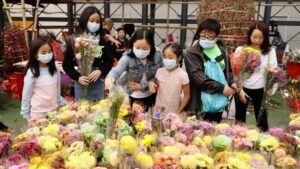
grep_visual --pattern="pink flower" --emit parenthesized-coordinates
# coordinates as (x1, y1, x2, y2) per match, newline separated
(162, 113, 183, 131)
(75, 53, 82, 60)
(159, 136, 176, 146)
(5, 154, 24, 166)
(199, 121, 215, 135)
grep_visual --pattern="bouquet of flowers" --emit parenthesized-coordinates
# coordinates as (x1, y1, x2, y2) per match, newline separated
(230, 46, 262, 86)
(75, 33, 104, 99)
(258, 67, 287, 123)
(281, 88, 300, 113)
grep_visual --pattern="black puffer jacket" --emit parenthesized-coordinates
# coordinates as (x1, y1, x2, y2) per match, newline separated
(184, 40, 234, 113)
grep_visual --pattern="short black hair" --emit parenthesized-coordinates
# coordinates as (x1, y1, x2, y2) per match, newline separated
(25, 36, 57, 77)
(192, 18, 221, 44)
(163, 43, 183, 66)
(127, 29, 156, 61)
(76, 6, 103, 35)
(246, 21, 271, 55)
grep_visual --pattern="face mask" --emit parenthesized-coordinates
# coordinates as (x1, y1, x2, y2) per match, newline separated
(87, 22, 100, 33)
(38, 52, 53, 64)
(199, 39, 216, 49)
(133, 48, 150, 59)
(163, 58, 177, 70)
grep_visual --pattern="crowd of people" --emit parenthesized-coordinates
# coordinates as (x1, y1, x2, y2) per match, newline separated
(20, 6, 278, 132)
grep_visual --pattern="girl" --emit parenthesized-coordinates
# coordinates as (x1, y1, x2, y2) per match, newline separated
(154, 43, 190, 116)
(63, 6, 114, 101)
(184, 18, 236, 123)
(235, 22, 277, 131)
(21, 37, 61, 120)
(105, 29, 163, 108)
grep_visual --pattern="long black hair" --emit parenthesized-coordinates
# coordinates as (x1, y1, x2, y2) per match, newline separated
(76, 6, 103, 35)
(25, 36, 56, 77)
(246, 21, 271, 55)
(127, 29, 156, 61)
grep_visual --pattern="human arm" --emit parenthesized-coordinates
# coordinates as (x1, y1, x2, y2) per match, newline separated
(177, 84, 190, 114)
(20, 70, 34, 119)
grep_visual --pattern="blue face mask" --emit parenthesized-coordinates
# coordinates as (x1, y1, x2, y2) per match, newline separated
(199, 39, 216, 49)
(38, 52, 53, 64)
(163, 58, 177, 70)
(133, 48, 150, 59)
(87, 21, 100, 33)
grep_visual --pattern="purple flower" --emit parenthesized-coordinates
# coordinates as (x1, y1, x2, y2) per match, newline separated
(153, 111, 162, 120)
(268, 128, 285, 138)
(64, 129, 83, 145)
(159, 136, 176, 146)
(243, 140, 253, 148)
(199, 121, 215, 135)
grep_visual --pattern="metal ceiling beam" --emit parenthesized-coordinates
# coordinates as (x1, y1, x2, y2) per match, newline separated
(264, 0, 273, 25)
(0, 2, 4, 32)
(180, 0, 188, 48)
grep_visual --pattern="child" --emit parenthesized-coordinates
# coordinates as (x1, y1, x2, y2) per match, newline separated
(63, 6, 114, 101)
(21, 36, 61, 120)
(105, 29, 163, 108)
(184, 18, 236, 123)
(154, 43, 190, 116)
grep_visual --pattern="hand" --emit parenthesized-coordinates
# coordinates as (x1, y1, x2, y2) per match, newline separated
(267, 89, 273, 96)
(105, 77, 115, 91)
(114, 40, 121, 48)
(239, 90, 250, 104)
(79, 76, 90, 86)
(231, 83, 242, 93)
(148, 81, 157, 93)
(223, 86, 235, 96)
(128, 82, 141, 91)
(88, 70, 101, 82)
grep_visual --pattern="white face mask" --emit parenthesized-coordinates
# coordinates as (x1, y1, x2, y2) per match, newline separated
(199, 39, 216, 49)
(133, 48, 150, 59)
(87, 21, 100, 33)
(38, 52, 53, 64)
(163, 58, 177, 70)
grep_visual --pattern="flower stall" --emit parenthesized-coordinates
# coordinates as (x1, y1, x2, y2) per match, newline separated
(0, 87, 300, 169)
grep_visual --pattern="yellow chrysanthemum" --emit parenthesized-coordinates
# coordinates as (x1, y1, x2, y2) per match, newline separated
(120, 136, 137, 155)
(194, 153, 213, 168)
(140, 134, 156, 147)
(135, 152, 154, 168)
(135, 120, 146, 133)
(42, 124, 59, 136)
(246, 129, 259, 142)
(259, 137, 279, 152)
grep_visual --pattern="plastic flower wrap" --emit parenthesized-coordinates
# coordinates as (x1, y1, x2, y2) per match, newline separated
(28, 157, 50, 169)
(231, 46, 261, 86)
(276, 156, 297, 168)
(106, 87, 125, 139)
(159, 136, 176, 147)
(199, 121, 215, 135)
(65, 151, 96, 169)
(140, 134, 156, 148)
(153, 154, 181, 169)
(162, 113, 183, 132)
(5, 154, 25, 167)
(246, 129, 259, 142)
(180, 155, 198, 169)
(0, 131, 12, 156)
(135, 120, 147, 133)
(94, 115, 108, 134)
(258, 67, 287, 124)
(37, 135, 62, 153)
(259, 136, 279, 152)
(120, 136, 137, 155)
(65, 141, 85, 157)
(42, 124, 59, 136)
(163, 146, 181, 157)
(118, 123, 133, 139)
(62, 129, 83, 146)
(213, 135, 232, 151)
(81, 122, 96, 145)
(194, 153, 213, 168)
(227, 157, 251, 169)
(18, 139, 42, 156)
(135, 152, 154, 169)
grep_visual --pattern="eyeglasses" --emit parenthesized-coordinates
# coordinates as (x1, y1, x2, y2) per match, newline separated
(199, 36, 216, 41)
